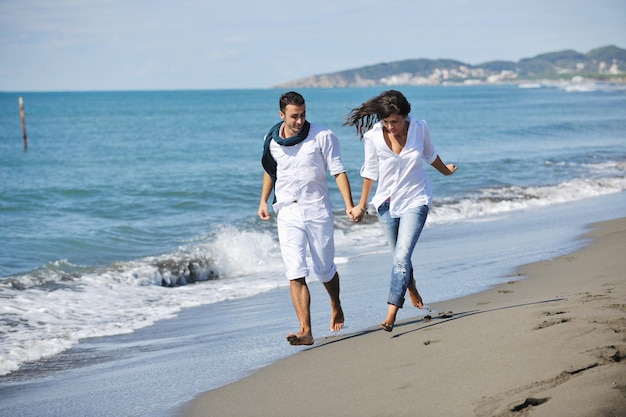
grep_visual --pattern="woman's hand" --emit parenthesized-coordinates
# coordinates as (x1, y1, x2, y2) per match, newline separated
(349, 205, 366, 223)
(431, 156, 458, 176)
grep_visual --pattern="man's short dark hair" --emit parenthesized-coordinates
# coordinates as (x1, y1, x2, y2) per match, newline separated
(279, 91, 305, 111)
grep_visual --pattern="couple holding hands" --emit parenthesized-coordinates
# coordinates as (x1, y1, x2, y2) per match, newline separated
(258, 90, 457, 346)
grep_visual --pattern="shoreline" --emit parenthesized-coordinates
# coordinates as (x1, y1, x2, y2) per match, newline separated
(180, 217, 626, 417)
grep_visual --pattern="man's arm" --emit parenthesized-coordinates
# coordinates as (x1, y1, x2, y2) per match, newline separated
(258, 171, 273, 220)
(334, 172, 355, 219)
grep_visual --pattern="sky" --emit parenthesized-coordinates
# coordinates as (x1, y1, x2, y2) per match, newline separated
(1, 0, 625, 92)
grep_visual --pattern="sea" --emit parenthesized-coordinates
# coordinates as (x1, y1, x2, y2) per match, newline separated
(1, 82, 626, 417)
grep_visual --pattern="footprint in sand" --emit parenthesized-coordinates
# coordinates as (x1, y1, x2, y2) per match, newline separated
(510, 397, 550, 412)
(533, 318, 571, 330)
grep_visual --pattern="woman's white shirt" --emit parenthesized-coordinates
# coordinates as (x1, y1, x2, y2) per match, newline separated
(360, 116, 437, 217)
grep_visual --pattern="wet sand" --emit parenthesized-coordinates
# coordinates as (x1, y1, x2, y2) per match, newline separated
(181, 217, 626, 417)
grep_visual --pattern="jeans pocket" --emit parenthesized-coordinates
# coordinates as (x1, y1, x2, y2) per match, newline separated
(377, 201, 390, 216)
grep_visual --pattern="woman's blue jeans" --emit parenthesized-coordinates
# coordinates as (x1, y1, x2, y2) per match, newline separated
(377, 201, 429, 307)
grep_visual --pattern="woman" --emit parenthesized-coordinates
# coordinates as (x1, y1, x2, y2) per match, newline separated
(345, 90, 457, 332)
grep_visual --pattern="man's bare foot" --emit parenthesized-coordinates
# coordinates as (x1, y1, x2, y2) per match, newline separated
(330, 306, 345, 332)
(286, 332, 314, 346)
(408, 279, 424, 309)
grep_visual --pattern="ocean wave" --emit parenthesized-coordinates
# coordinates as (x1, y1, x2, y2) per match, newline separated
(561, 82, 626, 93)
(428, 176, 626, 225)
(0, 227, 286, 376)
(1, 172, 625, 377)
(516, 80, 626, 93)
(540, 80, 626, 93)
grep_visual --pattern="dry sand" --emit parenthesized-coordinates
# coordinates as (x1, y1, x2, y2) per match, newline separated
(181, 218, 626, 417)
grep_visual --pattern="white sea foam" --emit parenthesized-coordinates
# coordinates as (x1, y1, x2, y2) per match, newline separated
(428, 176, 626, 225)
(1, 168, 625, 376)
(0, 229, 287, 376)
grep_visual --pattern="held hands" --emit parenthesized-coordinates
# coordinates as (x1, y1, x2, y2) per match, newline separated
(348, 205, 366, 223)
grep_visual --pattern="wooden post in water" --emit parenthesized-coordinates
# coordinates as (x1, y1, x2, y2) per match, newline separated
(19, 96, 28, 150)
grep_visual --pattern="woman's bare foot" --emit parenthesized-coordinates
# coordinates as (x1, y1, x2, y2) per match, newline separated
(408, 279, 424, 309)
(381, 303, 399, 332)
(286, 332, 314, 346)
(380, 322, 393, 332)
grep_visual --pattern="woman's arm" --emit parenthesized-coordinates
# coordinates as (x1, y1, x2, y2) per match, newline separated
(430, 155, 457, 176)
(349, 177, 375, 222)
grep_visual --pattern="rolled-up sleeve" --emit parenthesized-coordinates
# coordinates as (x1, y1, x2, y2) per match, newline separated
(420, 121, 437, 164)
(360, 135, 379, 180)
(320, 130, 346, 176)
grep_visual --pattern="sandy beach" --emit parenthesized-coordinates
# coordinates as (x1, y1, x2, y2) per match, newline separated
(181, 217, 626, 417)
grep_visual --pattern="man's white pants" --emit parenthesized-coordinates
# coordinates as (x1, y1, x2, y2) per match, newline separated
(276, 203, 337, 282)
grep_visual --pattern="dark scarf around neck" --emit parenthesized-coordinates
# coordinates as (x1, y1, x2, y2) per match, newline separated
(261, 121, 311, 183)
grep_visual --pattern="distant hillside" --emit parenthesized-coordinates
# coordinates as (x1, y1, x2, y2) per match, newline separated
(274, 45, 626, 88)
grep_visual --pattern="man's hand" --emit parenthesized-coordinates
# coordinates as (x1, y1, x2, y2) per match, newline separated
(258, 202, 271, 221)
(348, 206, 365, 223)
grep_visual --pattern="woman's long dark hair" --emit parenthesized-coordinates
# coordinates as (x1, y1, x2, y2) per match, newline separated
(343, 90, 411, 139)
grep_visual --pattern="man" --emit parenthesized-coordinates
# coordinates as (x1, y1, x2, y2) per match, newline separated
(258, 91, 355, 346)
